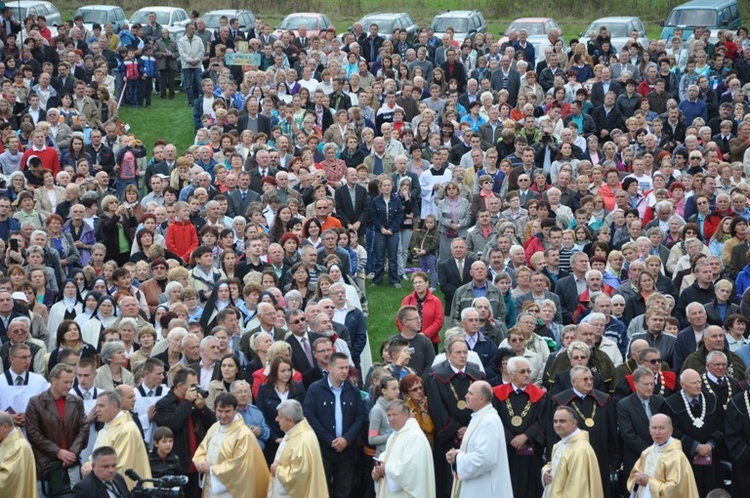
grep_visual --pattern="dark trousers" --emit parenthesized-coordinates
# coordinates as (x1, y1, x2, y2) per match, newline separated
(125, 78, 139, 107)
(139, 76, 153, 106)
(184, 471, 200, 498)
(159, 68, 176, 98)
(321, 445, 357, 498)
(373, 230, 399, 285)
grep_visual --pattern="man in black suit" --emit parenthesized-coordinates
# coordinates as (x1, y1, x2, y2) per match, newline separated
(246, 149, 276, 194)
(187, 336, 222, 390)
(554, 252, 590, 324)
(237, 97, 271, 137)
(591, 91, 625, 141)
(53, 62, 77, 96)
(72, 446, 132, 498)
(590, 67, 623, 108)
(617, 366, 666, 485)
(286, 308, 323, 373)
(291, 25, 310, 50)
(302, 336, 332, 388)
(440, 47, 468, 93)
(438, 238, 476, 316)
(506, 146, 539, 192)
(307, 89, 334, 132)
(227, 171, 261, 217)
(334, 168, 369, 238)
(361, 23, 385, 65)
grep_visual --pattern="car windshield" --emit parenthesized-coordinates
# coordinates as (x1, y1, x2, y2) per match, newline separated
(509, 22, 546, 36)
(361, 18, 395, 34)
(202, 13, 229, 29)
(431, 18, 468, 33)
(9, 7, 26, 20)
(131, 11, 170, 25)
(76, 10, 109, 24)
(279, 16, 318, 30)
(587, 22, 629, 38)
(666, 9, 717, 27)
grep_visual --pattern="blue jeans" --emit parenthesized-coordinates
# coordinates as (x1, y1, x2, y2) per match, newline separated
(365, 225, 375, 274)
(373, 230, 400, 285)
(116, 178, 137, 200)
(182, 67, 203, 104)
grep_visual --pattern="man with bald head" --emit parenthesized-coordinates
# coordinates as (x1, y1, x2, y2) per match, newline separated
(612, 338, 650, 393)
(115, 384, 146, 445)
(445, 380, 511, 496)
(681, 325, 746, 378)
(0, 409, 36, 494)
(665, 368, 722, 497)
(628, 413, 699, 498)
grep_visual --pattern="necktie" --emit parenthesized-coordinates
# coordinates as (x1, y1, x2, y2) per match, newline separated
(457, 370, 463, 376)
(718, 377, 726, 387)
(105, 481, 121, 497)
(83, 391, 92, 400)
(643, 400, 652, 419)
(690, 396, 700, 415)
(148, 390, 154, 397)
(457, 259, 464, 276)
(302, 337, 314, 368)
(241, 191, 247, 202)
(15, 375, 23, 386)
(516, 388, 524, 395)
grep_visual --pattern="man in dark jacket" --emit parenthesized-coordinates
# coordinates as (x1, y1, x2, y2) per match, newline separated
(303, 352, 367, 498)
(155, 368, 216, 498)
(674, 262, 716, 328)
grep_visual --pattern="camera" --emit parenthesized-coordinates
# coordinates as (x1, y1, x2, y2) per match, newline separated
(191, 384, 209, 398)
(127, 470, 187, 498)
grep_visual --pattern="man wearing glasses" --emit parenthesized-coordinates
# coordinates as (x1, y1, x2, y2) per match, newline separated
(390, 305, 435, 376)
(492, 356, 549, 498)
(629, 308, 677, 371)
(286, 308, 323, 373)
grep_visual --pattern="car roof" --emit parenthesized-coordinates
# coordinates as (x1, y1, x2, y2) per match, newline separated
(74, 5, 122, 10)
(588, 16, 641, 22)
(511, 17, 555, 22)
(435, 10, 475, 17)
(15, 1, 53, 5)
(283, 12, 325, 17)
(672, 0, 736, 8)
(362, 12, 409, 17)
(204, 9, 253, 15)
(133, 6, 184, 12)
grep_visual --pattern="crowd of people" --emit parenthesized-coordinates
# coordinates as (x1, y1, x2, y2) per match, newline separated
(3, 4, 750, 498)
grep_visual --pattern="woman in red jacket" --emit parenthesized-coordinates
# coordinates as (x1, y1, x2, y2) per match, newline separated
(399, 271, 444, 352)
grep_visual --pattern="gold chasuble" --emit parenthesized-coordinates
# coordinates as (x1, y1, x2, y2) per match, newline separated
(271, 418, 329, 498)
(94, 410, 151, 490)
(193, 414, 270, 498)
(627, 438, 699, 498)
(0, 428, 37, 496)
(542, 430, 603, 498)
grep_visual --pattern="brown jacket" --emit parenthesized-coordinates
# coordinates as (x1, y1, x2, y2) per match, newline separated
(25, 389, 90, 474)
(138, 277, 166, 317)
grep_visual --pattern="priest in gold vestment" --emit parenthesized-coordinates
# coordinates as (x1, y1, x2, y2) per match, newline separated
(542, 405, 603, 498)
(628, 414, 699, 498)
(269, 399, 329, 498)
(194, 393, 270, 498)
(84, 390, 151, 490)
(0, 411, 37, 496)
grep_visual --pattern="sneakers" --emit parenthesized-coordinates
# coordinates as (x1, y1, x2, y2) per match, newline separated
(394, 283, 402, 288)
(402, 274, 408, 281)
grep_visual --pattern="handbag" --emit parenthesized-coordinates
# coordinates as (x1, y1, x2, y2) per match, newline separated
(41, 461, 74, 496)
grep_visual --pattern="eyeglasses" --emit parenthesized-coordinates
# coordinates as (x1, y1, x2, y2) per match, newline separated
(612, 303, 625, 307)
(291, 318, 307, 325)
(646, 358, 662, 364)
(509, 337, 525, 343)
(514, 368, 531, 374)
(518, 178, 530, 182)
(571, 355, 588, 361)
(408, 385, 424, 392)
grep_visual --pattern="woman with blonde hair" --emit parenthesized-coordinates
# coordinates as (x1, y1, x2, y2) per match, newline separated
(250, 340, 302, 399)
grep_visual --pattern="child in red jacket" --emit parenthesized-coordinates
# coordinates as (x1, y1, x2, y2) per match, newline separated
(166, 201, 198, 262)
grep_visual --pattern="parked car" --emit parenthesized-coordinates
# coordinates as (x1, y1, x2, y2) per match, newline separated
(661, 0, 741, 41)
(430, 10, 487, 45)
(500, 17, 565, 62)
(129, 6, 191, 41)
(580, 16, 649, 53)
(9, 1, 61, 27)
(73, 5, 127, 34)
(273, 13, 333, 38)
(350, 12, 420, 43)
(202, 9, 256, 33)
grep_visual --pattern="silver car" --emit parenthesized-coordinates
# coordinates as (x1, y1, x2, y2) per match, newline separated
(580, 17, 650, 53)
(129, 6, 191, 41)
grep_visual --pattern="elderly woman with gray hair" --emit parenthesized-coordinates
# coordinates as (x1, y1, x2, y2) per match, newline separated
(315, 142, 347, 185)
(94, 340, 135, 389)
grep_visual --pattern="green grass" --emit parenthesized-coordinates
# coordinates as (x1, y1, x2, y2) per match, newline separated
(117, 101, 436, 359)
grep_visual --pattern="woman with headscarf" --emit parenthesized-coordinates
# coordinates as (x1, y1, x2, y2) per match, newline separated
(75, 290, 102, 330)
(46, 278, 83, 350)
(326, 263, 362, 310)
(82, 294, 118, 349)
(199, 280, 244, 332)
